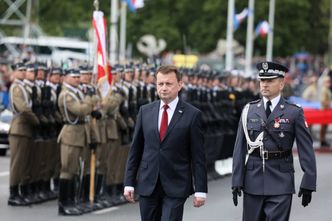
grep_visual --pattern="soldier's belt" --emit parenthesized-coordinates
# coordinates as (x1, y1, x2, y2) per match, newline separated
(251, 149, 292, 160)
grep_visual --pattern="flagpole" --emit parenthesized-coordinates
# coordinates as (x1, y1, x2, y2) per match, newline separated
(266, 0, 275, 61)
(119, 0, 127, 63)
(110, 0, 119, 65)
(245, 0, 255, 76)
(226, 0, 235, 70)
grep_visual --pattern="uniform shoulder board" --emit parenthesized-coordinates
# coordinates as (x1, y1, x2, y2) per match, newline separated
(249, 99, 261, 104)
(285, 100, 302, 108)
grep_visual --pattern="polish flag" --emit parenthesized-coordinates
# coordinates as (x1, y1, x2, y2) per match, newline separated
(92, 10, 112, 97)
(126, 0, 145, 12)
(255, 21, 270, 38)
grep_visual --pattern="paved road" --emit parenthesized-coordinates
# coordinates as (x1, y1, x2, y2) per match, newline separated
(0, 150, 331, 221)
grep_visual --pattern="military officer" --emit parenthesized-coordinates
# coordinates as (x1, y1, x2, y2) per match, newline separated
(8, 62, 40, 206)
(232, 61, 317, 221)
(57, 68, 95, 215)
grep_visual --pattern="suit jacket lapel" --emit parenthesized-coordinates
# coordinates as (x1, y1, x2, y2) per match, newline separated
(161, 100, 185, 142)
(254, 99, 267, 122)
(152, 100, 161, 140)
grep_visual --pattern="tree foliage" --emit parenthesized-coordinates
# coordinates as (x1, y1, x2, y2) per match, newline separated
(0, 0, 330, 57)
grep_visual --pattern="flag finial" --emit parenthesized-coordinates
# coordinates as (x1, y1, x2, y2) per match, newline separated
(93, 0, 99, 11)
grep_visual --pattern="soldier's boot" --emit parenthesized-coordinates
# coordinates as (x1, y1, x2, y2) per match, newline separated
(78, 175, 93, 214)
(19, 184, 34, 205)
(30, 182, 44, 203)
(8, 185, 27, 206)
(36, 180, 48, 202)
(44, 180, 57, 200)
(104, 185, 115, 205)
(112, 183, 127, 205)
(52, 177, 59, 195)
(26, 183, 41, 204)
(82, 175, 104, 211)
(94, 174, 113, 208)
(58, 179, 82, 216)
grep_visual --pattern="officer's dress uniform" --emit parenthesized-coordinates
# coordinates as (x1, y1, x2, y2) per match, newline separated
(57, 80, 94, 215)
(8, 77, 40, 206)
(232, 62, 317, 221)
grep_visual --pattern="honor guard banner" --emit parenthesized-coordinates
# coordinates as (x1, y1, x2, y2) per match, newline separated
(92, 10, 112, 98)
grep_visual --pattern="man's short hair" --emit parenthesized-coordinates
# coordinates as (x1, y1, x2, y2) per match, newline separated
(156, 65, 182, 81)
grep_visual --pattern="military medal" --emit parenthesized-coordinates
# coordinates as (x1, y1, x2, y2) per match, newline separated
(279, 132, 285, 138)
(274, 117, 280, 128)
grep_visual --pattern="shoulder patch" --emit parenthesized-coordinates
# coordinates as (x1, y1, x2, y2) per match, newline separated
(285, 100, 302, 109)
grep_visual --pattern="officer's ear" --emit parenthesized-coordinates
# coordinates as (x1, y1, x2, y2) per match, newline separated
(279, 77, 285, 89)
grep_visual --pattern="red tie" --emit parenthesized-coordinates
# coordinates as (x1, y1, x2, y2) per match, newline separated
(160, 104, 169, 140)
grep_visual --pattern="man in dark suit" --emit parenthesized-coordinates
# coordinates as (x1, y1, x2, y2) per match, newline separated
(232, 62, 317, 221)
(124, 65, 207, 221)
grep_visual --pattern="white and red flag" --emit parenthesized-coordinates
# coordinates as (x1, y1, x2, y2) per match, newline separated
(92, 10, 112, 97)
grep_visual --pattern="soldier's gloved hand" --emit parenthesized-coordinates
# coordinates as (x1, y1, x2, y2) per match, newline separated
(89, 142, 97, 150)
(91, 110, 102, 120)
(298, 188, 313, 207)
(232, 186, 242, 206)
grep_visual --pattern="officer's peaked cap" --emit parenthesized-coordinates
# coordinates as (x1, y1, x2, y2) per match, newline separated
(65, 69, 80, 77)
(256, 61, 289, 79)
(11, 62, 26, 71)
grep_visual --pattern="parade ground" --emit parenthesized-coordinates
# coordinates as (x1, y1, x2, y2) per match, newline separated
(0, 137, 331, 221)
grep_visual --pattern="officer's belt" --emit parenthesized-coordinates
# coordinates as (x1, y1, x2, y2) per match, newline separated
(251, 149, 292, 160)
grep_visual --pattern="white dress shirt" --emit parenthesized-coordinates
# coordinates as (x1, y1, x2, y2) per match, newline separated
(263, 94, 281, 113)
(158, 96, 178, 131)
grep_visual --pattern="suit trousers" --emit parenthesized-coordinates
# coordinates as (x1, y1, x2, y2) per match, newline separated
(9, 135, 32, 186)
(139, 178, 187, 221)
(243, 193, 292, 221)
(60, 144, 83, 180)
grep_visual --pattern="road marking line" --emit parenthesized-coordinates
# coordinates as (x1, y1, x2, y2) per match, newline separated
(92, 206, 119, 214)
(0, 171, 9, 177)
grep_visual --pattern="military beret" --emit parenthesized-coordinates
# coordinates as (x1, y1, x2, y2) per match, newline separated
(256, 61, 289, 79)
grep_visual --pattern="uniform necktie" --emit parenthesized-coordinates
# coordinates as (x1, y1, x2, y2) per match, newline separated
(266, 100, 272, 118)
(160, 104, 169, 140)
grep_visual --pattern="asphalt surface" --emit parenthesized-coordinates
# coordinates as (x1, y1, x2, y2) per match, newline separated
(0, 138, 331, 220)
